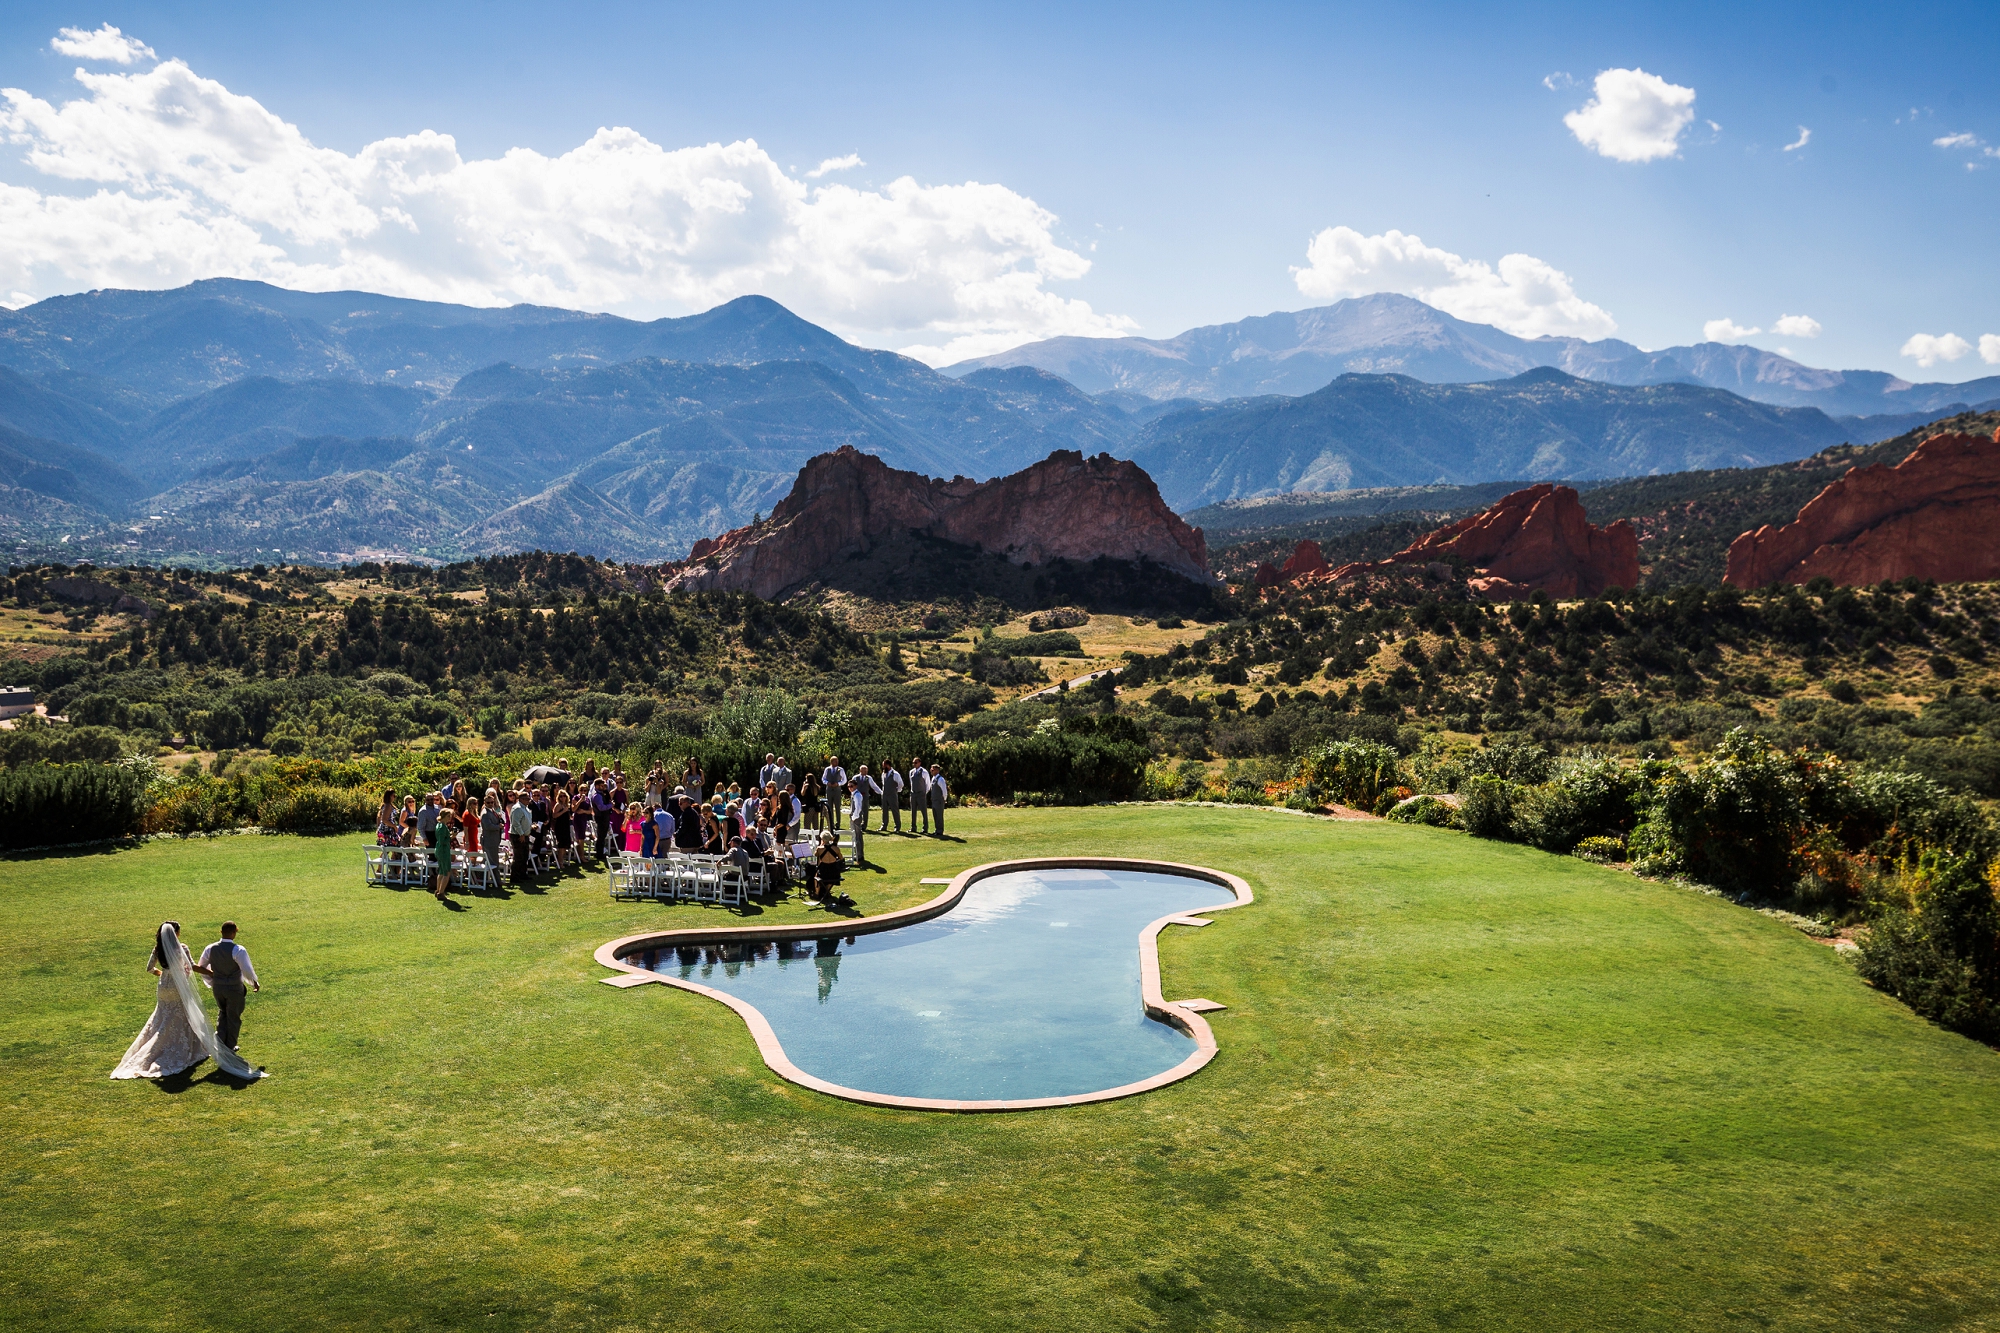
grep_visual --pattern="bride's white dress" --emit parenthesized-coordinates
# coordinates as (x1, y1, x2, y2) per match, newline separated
(110, 924, 266, 1081)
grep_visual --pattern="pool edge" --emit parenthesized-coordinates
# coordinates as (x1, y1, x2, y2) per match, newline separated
(592, 858, 1254, 1113)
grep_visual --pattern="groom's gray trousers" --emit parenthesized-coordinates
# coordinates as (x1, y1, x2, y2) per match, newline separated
(213, 982, 246, 1050)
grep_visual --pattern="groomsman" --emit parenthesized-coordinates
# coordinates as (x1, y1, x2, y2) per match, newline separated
(906, 759, 930, 835)
(879, 760, 904, 832)
(927, 764, 949, 837)
(822, 756, 848, 830)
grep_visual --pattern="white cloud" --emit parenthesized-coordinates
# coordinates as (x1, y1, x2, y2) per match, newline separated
(1934, 133, 1981, 148)
(1291, 226, 1616, 339)
(1542, 72, 1575, 91)
(1981, 334, 2000, 366)
(0, 41, 1131, 365)
(805, 153, 863, 178)
(50, 23, 154, 64)
(1772, 314, 1821, 338)
(1563, 67, 1697, 163)
(1900, 333, 1972, 368)
(1703, 317, 1760, 342)
(1782, 126, 1811, 152)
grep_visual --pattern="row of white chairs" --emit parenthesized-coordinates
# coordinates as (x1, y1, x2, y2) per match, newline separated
(365, 847, 506, 891)
(608, 851, 767, 905)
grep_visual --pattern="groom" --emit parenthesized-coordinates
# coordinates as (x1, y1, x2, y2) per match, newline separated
(193, 921, 260, 1051)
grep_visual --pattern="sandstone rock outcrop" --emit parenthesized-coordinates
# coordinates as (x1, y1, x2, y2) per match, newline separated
(1253, 539, 1331, 589)
(1310, 484, 1638, 599)
(1723, 428, 2000, 589)
(666, 447, 1211, 600)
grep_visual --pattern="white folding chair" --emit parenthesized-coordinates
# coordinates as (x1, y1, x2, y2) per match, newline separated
(365, 848, 388, 885)
(716, 859, 746, 907)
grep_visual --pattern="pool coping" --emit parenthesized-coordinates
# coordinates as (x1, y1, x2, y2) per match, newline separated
(592, 857, 1253, 1112)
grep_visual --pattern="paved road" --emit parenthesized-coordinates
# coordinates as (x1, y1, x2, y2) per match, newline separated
(1020, 665, 1121, 702)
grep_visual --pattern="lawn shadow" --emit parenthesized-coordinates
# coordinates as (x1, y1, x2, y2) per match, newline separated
(153, 1063, 265, 1094)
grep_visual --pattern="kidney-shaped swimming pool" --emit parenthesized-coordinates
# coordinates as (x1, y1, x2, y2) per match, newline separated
(629, 866, 1240, 1105)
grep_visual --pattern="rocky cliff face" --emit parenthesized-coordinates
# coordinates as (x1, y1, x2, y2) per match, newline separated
(1723, 428, 2000, 589)
(666, 447, 1211, 600)
(1306, 484, 1639, 599)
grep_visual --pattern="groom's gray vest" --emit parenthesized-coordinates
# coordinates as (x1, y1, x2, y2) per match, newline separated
(208, 940, 244, 992)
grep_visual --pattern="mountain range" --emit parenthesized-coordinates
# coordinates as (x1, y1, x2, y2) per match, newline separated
(0, 280, 1988, 567)
(945, 293, 2000, 419)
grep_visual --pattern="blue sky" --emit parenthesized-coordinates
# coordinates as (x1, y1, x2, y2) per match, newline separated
(0, 1, 1994, 377)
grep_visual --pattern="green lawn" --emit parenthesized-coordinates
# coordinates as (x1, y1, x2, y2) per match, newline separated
(4, 808, 1998, 1331)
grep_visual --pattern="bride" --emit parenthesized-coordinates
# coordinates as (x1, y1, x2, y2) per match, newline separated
(110, 921, 265, 1081)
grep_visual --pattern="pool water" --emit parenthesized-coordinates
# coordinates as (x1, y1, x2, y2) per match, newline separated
(639, 867, 1236, 1101)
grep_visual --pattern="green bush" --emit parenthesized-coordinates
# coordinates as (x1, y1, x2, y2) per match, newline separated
(952, 730, 1149, 804)
(144, 778, 247, 835)
(1629, 729, 1814, 893)
(1855, 850, 2000, 1042)
(1387, 794, 1457, 827)
(0, 762, 152, 848)
(257, 784, 379, 832)
(0, 722, 128, 767)
(987, 631, 1084, 657)
(1297, 739, 1400, 809)
(1460, 775, 1520, 841)
(832, 679, 995, 721)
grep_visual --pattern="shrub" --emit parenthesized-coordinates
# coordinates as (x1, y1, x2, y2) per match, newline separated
(1466, 739, 1554, 785)
(1387, 794, 1457, 827)
(489, 735, 531, 757)
(1629, 729, 1814, 893)
(1460, 775, 1520, 841)
(257, 783, 379, 832)
(832, 680, 994, 721)
(0, 762, 152, 848)
(988, 630, 1084, 657)
(1297, 739, 1400, 809)
(0, 721, 128, 767)
(1855, 851, 2000, 1042)
(952, 730, 1149, 804)
(143, 778, 245, 835)
(1572, 834, 1627, 863)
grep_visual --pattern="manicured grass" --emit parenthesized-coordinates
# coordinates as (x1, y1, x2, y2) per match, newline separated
(3, 808, 1998, 1331)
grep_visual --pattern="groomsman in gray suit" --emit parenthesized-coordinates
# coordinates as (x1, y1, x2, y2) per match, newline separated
(906, 758, 930, 835)
(927, 764, 949, 838)
(879, 760, 904, 832)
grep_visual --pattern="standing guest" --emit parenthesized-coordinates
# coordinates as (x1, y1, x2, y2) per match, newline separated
(416, 792, 444, 892)
(610, 768, 629, 811)
(401, 795, 421, 846)
(531, 785, 553, 862)
(552, 788, 575, 870)
(774, 755, 794, 793)
(674, 794, 704, 851)
(432, 796, 456, 898)
(651, 799, 675, 855)
(785, 784, 804, 841)
(800, 774, 823, 833)
(580, 758, 599, 791)
(376, 793, 401, 846)
(508, 790, 534, 884)
(759, 753, 779, 790)
(821, 756, 848, 830)
(701, 805, 725, 854)
(588, 780, 615, 865)
(928, 764, 949, 837)
(622, 802, 646, 854)
(682, 758, 705, 804)
(460, 795, 481, 857)
(645, 766, 664, 808)
(572, 792, 595, 862)
(192, 921, 260, 1052)
(879, 760, 904, 833)
(742, 788, 762, 828)
(848, 777, 871, 866)
(906, 759, 930, 836)
(480, 792, 505, 876)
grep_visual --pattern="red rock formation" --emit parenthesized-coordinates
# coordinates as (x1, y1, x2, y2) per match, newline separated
(1314, 484, 1638, 599)
(666, 447, 1212, 600)
(1279, 540, 1329, 582)
(1723, 428, 2000, 589)
(1253, 561, 1282, 588)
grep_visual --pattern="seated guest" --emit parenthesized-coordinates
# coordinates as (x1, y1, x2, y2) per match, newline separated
(812, 832, 845, 901)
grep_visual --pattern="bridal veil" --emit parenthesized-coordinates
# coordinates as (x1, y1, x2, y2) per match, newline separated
(157, 922, 266, 1082)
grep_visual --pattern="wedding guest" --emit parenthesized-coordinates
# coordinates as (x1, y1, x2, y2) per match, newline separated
(480, 792, 505, 874)
(508, 790, 534, 884)
(376, 793, 401, 846)
(821, 756, 848, 829)
(682, 757, 704, 803)
(552, 788, 575, 869)
(460, 795, 481, 856)
(879, 760, 904, 833)
(927, 764, 949, 837)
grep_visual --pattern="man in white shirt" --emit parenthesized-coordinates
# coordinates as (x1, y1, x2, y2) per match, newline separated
(193, 921, 260, 1051)
(906, 759, 930, 835)
(822, 757, 848, 830)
